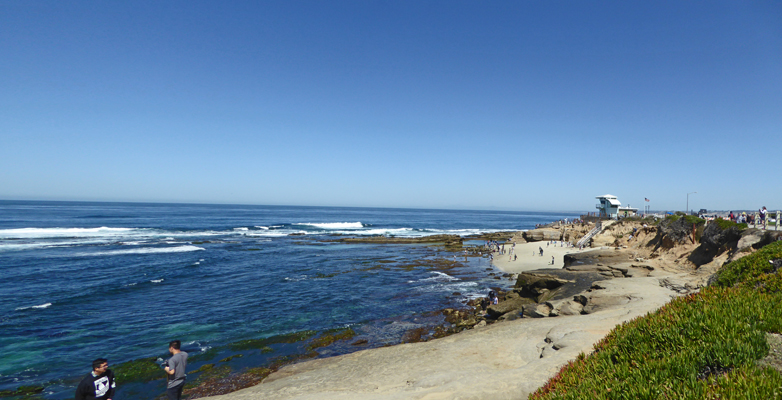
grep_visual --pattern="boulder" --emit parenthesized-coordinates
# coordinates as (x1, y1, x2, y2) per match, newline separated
(701, 221, 742, 249)
(523, 229, 562, 242)
(737, 229, 765, 250)
(521, 302, 554, 318)
(563, 249, 631, 268)
(514, 272, 570, 302)
(555, 300, 584, 316)
(485, 297, 532, 319)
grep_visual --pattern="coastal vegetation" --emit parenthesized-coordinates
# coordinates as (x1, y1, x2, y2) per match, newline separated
(531, 241, 782, 399)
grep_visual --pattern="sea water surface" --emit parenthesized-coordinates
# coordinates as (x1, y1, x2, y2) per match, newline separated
(0, 201, 581, 399)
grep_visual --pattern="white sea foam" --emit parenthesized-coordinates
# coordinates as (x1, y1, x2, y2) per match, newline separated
(151, 279, 164, 283)
(0, 239, 113, 252)
(326, 227, 506, 238)
(419, 271, 459, 282)
(414, 281, 479, 295)
(294, 222, 364, 230)
(16, 302, 52, 311)
(233, 227, 249, 231)
(331, 228, 415, 236)
(255, 226, 270, 230)
(245, 230, 307, 237)
(0, 227, 137, 239)
(76, 245, 205, 257)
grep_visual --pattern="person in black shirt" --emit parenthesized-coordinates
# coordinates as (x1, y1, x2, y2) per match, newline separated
(75, 358, 116, 400)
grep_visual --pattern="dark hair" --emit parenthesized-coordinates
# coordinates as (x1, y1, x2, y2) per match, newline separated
(169, 340, 181, 350)
(92, 358, 108, 370)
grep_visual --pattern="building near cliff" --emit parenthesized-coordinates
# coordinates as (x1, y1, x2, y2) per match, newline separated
(596, 194, 621, 219)
(618, 205, 638, 218)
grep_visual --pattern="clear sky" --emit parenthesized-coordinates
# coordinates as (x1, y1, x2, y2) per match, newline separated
(1, 1, 780, 212)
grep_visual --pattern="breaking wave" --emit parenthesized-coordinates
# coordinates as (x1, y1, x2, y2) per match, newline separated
(76, 245, 205, 257)
(294, 222, 365, 230)
(16, 302, 52, 311)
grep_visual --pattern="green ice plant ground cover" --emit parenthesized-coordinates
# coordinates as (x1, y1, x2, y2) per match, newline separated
(531, 241, 782, 400)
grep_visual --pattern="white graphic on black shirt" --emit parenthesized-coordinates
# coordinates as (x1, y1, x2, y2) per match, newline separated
(94, 376, 109, 397)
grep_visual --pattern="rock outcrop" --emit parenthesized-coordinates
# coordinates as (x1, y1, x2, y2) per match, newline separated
(523, 228, 562, 242)
(514, 272, 570, 302)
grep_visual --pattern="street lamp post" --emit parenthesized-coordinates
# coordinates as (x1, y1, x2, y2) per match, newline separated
(687, 192, 697, 215)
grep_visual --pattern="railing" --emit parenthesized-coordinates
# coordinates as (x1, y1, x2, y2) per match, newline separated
(751, 211, 780, 231)
(576, 222, 602, 248)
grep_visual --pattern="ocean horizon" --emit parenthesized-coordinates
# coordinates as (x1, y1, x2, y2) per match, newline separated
(0, 200, 583, 399)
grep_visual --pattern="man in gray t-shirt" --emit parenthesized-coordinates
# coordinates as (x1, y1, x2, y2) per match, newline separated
(164, 340, 188, 400)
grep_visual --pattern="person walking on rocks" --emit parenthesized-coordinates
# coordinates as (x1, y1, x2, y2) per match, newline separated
(75, 358, 116, 400)
(164, 340, 188, 400)
(488, 290, 498, 305)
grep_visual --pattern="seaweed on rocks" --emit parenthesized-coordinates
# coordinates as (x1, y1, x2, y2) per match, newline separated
(229, 330, 317, 351)
(0, 385, 45, 398)
(113, 357, 165, 384)
(306, 328, 356, 351)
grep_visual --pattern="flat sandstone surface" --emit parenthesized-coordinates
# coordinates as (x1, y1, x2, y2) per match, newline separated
(203, 275, 683, 400)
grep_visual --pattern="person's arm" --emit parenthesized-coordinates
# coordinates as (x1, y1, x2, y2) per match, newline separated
(74, 378, 87, 400)
(106, 370, 116, 400)
(164, 357, 178, 375)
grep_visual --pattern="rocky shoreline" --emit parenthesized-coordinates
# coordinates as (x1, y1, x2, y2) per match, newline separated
(197, 217, 781, 400)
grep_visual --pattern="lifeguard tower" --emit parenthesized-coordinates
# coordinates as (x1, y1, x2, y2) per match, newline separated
(596, 194, 621, 219)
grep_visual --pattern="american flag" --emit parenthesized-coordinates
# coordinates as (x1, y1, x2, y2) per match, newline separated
(645, 198, 650, 202)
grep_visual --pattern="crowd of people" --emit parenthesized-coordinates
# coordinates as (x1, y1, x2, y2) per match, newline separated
(727, 207, 771, 229)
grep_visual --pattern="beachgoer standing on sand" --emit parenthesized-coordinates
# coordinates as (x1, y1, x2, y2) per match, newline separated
(75, 358, 115, 400)
(164, 340, 188, 400)
(539, 247, 543, 256)
(551, 256, 554, 265)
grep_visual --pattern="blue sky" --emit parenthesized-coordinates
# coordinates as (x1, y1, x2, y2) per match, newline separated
(1, 1, 780, 212)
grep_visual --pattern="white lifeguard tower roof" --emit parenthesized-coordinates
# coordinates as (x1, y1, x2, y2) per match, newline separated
(596, 194, 621, 206)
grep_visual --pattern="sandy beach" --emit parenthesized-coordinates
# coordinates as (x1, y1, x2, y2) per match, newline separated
(489, 240, 587, 273)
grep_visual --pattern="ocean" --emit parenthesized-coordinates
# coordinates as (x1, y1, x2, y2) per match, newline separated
(0, 201, 581, 399)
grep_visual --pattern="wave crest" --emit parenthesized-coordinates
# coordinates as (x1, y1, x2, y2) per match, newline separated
(294, 222, 364, 230)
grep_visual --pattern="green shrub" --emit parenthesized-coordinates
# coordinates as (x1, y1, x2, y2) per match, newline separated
(713, 217, 748, 232)
(714, 241, 782, 290)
